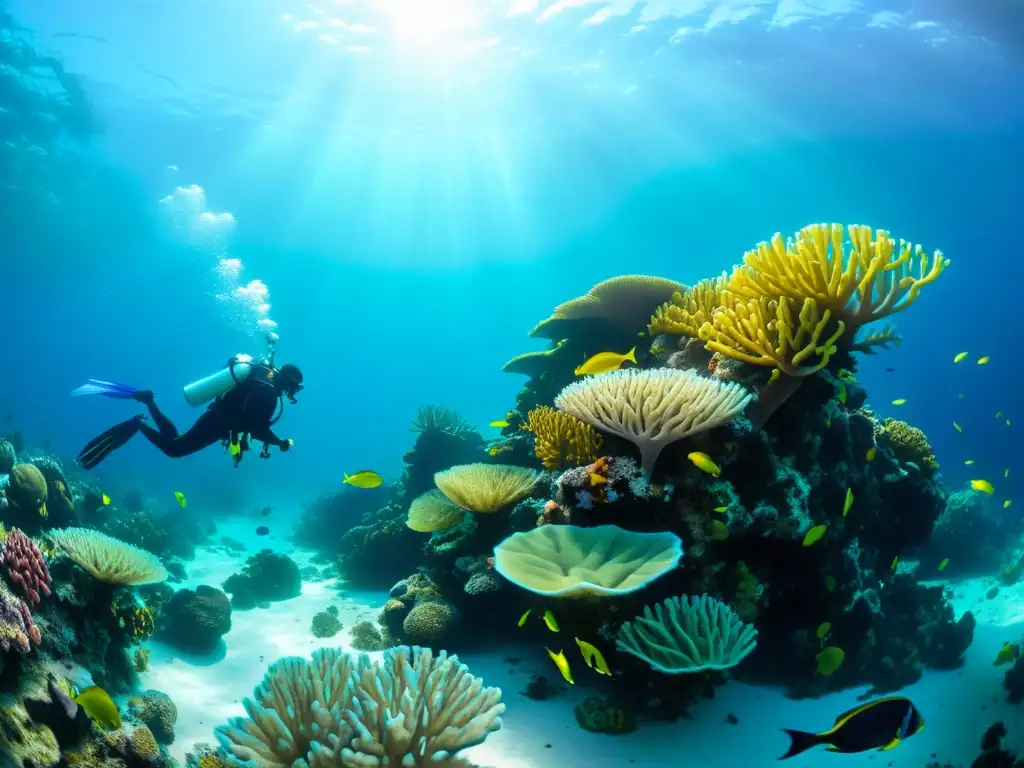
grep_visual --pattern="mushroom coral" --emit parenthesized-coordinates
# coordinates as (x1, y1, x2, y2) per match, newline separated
(493, 524, 683, 598)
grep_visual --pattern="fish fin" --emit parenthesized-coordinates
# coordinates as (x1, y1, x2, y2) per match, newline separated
(626, 346, 637, 364)
(779, 729, 821, 760)
(343, 473, 351, 483)
(879, 738, 901, 752)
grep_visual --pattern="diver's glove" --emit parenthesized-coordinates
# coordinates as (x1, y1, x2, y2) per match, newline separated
(279, 439, 294, 452)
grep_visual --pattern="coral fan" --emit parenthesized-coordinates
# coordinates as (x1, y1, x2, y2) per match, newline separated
(1, 527, 51, 607)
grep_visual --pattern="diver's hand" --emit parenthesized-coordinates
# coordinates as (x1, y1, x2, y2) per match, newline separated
(279, 439, 294, 452)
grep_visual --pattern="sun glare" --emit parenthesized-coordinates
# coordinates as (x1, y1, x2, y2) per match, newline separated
(374, 0, 486, 53)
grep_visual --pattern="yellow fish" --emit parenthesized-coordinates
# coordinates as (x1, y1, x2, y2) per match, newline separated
(489, 420, 509, 428)
(891, 556, 899, 572)
(709, 519, 729, 541)
(971, 479, 995, 495)
(1006, 468, 1011, 479)
(953, 422, 962, 433)
(866, 446, 877, 462)
(575, 638, 612, 676)
(837, 383, 847, 406)
(546, 648, 574, 684)
(995, 642, 1020, 667)
(1005, 500, 1013, 509)
(815, 646, 845, 676)
(517, 609, 531, 628)
(712, 506, 729, 513)
(997, 412, 1004, 419)
(825, 575, 837, 593)
(816, 622, 831, 642)
(589, 473, 607, 487)
(938, 558, 949, 571)
(953, 351, 968, 363)
(965, 460, 975, 466)
(842, 488, 854, 517)
(101, 493, 111, 506)
(802, 524, 828, 548)
(688, 452, 720, 477)
(343, 470, 384, 489)
(543, 610, 559, 633)
(174, 491, 187, 508)
(978, 356, 991, 365)
(1008, 420, 1012, 428)
(74, 686, 121, 730)
(892, 399, 907, 406)
(574, 347, 637, 376)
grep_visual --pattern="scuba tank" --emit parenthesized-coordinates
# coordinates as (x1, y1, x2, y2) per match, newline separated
(183, 354, 256, 407)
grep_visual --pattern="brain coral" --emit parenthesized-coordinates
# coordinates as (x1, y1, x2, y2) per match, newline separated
(5, 464, 47, 517)
(161, 585, 231, 653)
(402, 599, 458, 645)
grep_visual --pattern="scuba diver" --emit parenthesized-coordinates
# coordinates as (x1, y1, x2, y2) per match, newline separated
(73, 345, 303, 470)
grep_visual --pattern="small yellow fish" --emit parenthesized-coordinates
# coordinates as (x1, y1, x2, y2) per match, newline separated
(997, 412, 1004, 419)
(953, 422, 962, 433)
(543, 610, 559, 633)
(953, 351, 968, 363)
(971, 479, 995, 495)
(1005, 500, 1013, 509)
(866, 446, 877, 462)
(978, 356, 991, 365)
(1008, 420, 1012, 428)
(892, 398, 907, 406)
(815, 646, 845, 676)
(546, 648, 574, 684)
(825, 575, 837, 593)
(995, 642, 1020, 667)
(891, 556, 899, 572)
(938, 558, 949, 571)
(101, 493, 111, 506)
(489, 420, 509, 428)
(575, 638, 612, 676)
(708, 519, 729, 541)
(842, 488, 854, 517)
(174, 491, 187, 508)
(517, 609, 531, 628)
(574, 347, 637, 376)
(965, 460, 975, 465)
(712, 506, 729, 513)
(802, 524, 828, 548)
(837, 383, 847, 406)
(816, 622, 831, 642)
(343, 470, 384, 489)
(688, 452, 720, 477)
(74, 686, 121, 730)
(1006, 468, 1011, 479)
(589, 473, 607, 487)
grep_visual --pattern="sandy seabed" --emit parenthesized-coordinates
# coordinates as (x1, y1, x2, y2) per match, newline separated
(137, 518, 1024, 768)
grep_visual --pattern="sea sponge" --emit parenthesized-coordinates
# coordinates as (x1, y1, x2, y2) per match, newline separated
(49, 527, 168, 586)
(401, 599, 458, 645)
(616, 594, 758, 674)
(648, 277, 726, 338)
(554, 368, 752, 475)
(5, 464, 48, 518)
(434, 463, 541, 513)
(876, 417, 939, 473)
(524, 406, 603, 470)
(493, 524, 683, 598)
(406, 489, 465, 533)
(532, 275, 685, 338)
(215, 646, 503, 767)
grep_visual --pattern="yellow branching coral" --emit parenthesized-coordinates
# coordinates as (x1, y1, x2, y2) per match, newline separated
(730, 223, 949, 335)
(876, 417, 939, 473)
(524, 406, 602, 470)
(699, 293, 845, 376)
(648, 276, 726, 337)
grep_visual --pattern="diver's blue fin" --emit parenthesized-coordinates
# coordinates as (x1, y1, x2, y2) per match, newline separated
(71, 379, 139, 399)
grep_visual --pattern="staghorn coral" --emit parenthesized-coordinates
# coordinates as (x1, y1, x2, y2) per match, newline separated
(648, 276, 727, 338)
(215, 646, 503, 767)
(406, 489, 465, 533)
(524, 406, 603, 470)
(1, 527, 51, 607)
(493, 524, 683, 598)
(49, 527, 168, 586)
(876, 417, 939, 473)
(434, 463, 541, 513)
(554, 368, 752, 476)
(616, 594, 758, 674)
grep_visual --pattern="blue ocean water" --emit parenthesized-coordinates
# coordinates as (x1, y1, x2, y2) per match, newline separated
(1, 1, 1023, 764)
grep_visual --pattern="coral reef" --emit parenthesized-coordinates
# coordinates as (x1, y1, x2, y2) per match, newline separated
(49, 528, 168, 586)
(159, 585, 232, 653)
(222, 549, 301, 610)
(3, 464, 48, 533)
(918, 488, 1019, 575)
(311, 605, 341, 638)
(523, 406, 602, 470)
(1, 527, 51, 607)
(127, 689, 177, 745)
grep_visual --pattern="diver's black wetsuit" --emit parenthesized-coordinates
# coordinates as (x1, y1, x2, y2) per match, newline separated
(138, 377, 286, 458)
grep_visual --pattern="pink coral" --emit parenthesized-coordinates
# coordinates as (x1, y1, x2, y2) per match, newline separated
(1, 528, 51, 607)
